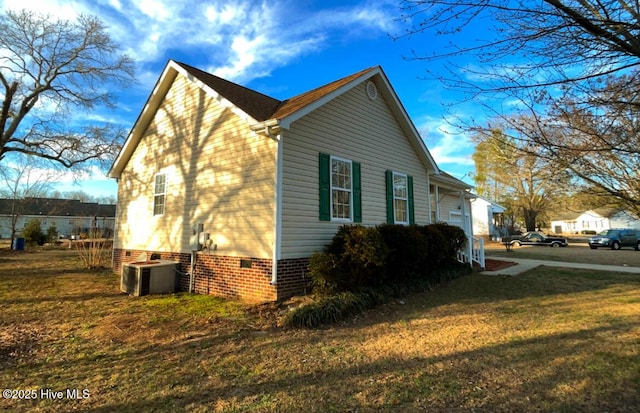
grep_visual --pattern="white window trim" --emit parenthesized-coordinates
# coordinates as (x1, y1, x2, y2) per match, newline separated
(330, 155, 353, 222)
(393, 172, 409, 225)
(153, 173, 167, 216)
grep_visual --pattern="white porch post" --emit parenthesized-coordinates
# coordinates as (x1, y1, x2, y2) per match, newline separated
(426, 173, 431, 224)
(460, 190, 473, 268)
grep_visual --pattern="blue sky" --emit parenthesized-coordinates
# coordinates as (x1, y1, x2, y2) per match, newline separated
(1, 0, 481, 199)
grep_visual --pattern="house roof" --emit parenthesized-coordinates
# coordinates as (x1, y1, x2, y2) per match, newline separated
(271, 67, 377, 121)
(470, 194, 506, 212)
(176, 62, 282, 121)
(551, 208, 621, 221)
(431, 171, 473, 191)
(0, 198, 116, 217)
(109, 60, 442, 178)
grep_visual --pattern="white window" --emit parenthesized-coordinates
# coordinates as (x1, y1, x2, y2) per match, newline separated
(153, 173, 166, 216)
(331, 157, 352, 221)
(393, 172, 408, 224)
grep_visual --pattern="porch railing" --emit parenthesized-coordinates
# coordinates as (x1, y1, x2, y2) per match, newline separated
(457, 236, 485, 270)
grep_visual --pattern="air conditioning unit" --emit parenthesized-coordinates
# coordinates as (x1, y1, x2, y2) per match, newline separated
(121, 260, 178, 296)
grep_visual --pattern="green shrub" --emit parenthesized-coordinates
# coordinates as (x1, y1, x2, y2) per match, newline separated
(339, 225, 387, 287)
(416, 224, 448, 270)
(308, 225, 388, 293)
(308, 223, 468, 295)
(428, 223, 467, 263)
(46, 225, 58, 244)
(22, 219, 45, 246)
(377, 224, 428, 282)
(308, 251, 341, 295)
(299, 223, 473, 328)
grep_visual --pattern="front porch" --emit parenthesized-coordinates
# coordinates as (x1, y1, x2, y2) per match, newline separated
(457, 235, 486, 270)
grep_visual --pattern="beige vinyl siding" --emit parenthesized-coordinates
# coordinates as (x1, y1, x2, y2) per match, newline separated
(280, 82, 431, 258)
(115, 74, 276, 257)
(435, 194, 460, 222)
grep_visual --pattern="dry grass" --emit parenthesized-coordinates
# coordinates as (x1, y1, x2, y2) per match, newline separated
(0, 247, 638, 412)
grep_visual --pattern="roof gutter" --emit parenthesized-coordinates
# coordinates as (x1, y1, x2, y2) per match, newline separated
(250, 119, 281, 137)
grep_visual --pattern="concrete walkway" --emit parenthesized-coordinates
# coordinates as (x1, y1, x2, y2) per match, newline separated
(481, 256, 640, 276)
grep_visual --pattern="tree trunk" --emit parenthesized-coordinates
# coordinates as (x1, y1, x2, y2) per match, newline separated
(523, 208, 538, 232)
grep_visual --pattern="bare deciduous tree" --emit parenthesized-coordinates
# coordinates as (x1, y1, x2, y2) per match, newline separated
(397, 1, 640, 213)
(0, 156, 54, 242)
(472, 128, 568, 231)
(0, 9, 135, 168)
(397, 1, 640, 92)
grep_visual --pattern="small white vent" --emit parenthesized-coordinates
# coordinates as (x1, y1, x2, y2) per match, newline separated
(366, 81, 378, 100)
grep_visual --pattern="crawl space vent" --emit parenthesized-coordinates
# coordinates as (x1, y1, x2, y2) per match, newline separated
(366, 81, 378, 100)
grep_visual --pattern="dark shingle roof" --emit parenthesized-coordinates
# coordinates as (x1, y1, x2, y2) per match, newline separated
(175, 61, 283, 121)
(174, 61, 377, 122)
(0, 198, 116, 217)
(272, 67, 377, 120)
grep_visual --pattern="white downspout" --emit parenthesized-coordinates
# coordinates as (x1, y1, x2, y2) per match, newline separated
(271, 129, 283, 285)
(111, 179, 119, 269)
(250, 121, 282, 286)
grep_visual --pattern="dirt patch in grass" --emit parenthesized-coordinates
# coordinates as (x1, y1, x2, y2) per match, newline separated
(1, 248, 638, 412)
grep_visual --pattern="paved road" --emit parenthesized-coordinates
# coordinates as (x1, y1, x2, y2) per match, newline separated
(482, 256, 640, 276)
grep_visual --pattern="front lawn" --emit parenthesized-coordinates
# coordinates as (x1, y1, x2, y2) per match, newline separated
(1, 248, 638, 412)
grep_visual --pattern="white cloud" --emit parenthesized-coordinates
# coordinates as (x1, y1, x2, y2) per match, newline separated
(2, 0, 398, 84)
(0, 0, 88, 18)
(0, 0, 401, 196)
(419, 116, 475, 167)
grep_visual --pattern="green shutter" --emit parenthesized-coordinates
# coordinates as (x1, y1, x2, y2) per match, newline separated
(385, 170, 394, 224)
(319, 153, 331, 221)
(353, 162, 362, 223)
(408, 175, 415, 225)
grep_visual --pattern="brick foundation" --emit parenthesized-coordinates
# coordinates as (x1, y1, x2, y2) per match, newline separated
(113, 249, 310, 302)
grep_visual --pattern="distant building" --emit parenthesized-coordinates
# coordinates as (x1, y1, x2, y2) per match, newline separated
(0, 197, 116, 239)
(550, 208, 640, 234)
(470, 195, 507, 240)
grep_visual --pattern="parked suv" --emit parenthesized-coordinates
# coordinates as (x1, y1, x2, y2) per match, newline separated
(588, 228, 640, 250)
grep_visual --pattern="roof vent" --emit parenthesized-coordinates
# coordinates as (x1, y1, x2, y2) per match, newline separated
(365, 81, 378, 100)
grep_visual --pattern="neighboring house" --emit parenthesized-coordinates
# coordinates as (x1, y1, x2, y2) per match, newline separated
(108, 60, 476, 302)
(0, 197, 116, 239)
(550, 209, 640, 234)
(471, 195, 507, 240)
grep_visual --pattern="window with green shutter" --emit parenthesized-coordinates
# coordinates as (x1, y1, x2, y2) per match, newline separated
(386, 170, 414, 225)
(319, 153, 361, 222)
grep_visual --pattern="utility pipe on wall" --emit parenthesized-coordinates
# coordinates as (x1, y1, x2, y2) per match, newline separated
(189, 250, 196, 293)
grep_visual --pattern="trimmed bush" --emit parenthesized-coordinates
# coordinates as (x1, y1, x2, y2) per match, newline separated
(427, 223, 467, 263)
(309, 225, 388, 293)
(377, 224, 428, 282)
(308, 223, 469, 295)
(308, 251, 340, 295)
(416, 224, 448, 270)
(300, 223, 472, 328)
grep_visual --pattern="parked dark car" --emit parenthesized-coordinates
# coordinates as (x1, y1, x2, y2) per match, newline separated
(511, 232, 569, 248)
(588, 228, 640, 250)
